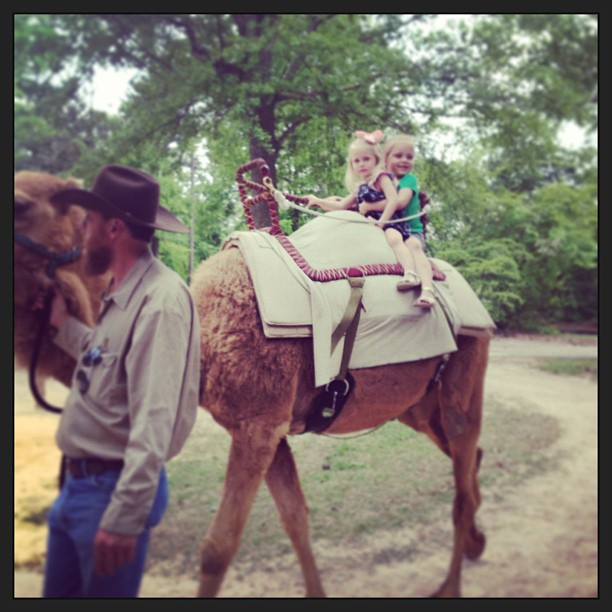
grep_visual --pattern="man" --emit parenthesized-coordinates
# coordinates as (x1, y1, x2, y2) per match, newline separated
(42, 164, 201, 597)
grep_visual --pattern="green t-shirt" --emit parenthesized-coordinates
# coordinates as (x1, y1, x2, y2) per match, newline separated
(397, 173, 423, 233)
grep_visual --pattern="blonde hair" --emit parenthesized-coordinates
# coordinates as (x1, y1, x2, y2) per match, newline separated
(383, 133, 416, 169)
(343, 137, 386, 193)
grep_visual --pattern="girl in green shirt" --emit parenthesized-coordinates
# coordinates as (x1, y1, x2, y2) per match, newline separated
(383, 134, 438, 308)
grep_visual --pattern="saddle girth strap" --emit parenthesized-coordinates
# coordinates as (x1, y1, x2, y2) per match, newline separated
(303, 277, 365, 434)
(333, 276, 365, 380)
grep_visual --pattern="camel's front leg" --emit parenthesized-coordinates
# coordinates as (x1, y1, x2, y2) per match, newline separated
(265, 437, 326, 597)
(197, 423, 285, 597)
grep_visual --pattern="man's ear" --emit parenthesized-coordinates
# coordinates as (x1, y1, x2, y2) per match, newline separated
(108, 218, 123, 235)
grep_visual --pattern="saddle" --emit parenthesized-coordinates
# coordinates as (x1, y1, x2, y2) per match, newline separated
(232, 159, 496, 432)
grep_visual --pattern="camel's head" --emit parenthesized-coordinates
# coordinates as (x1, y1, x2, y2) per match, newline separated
(14, 171, 87, 309)
(14, 171, 113, 386)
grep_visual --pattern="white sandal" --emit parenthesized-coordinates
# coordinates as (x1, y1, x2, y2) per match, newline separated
(396, 271, 421, 291)
(414, 286, 436, 309)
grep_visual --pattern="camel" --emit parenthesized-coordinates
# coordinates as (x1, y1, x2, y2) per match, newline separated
(14, 165, 489, 598)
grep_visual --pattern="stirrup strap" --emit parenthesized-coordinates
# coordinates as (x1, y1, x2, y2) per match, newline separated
(302, 277, 364, 434)
(330, 276, 365, 379)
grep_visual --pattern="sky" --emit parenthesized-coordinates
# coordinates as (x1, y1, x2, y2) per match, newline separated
(89, 66, 136, 114)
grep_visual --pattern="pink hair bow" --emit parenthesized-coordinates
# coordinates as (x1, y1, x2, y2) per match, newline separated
(354, 129, 384, 145)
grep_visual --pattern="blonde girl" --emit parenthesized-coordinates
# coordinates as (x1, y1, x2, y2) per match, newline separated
(305, 130, 390, 212)
(382, 133, 437, 308)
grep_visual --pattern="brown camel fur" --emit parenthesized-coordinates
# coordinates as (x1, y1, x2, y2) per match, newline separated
(14, 171, 109, 389)
(14, 170, 489, 598)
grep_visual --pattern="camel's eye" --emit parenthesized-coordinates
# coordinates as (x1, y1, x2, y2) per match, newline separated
(15, 197, 35, 218)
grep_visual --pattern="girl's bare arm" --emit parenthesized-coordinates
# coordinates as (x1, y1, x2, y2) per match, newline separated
(305, 192, 356, 211)
(375, 175, 400, 226)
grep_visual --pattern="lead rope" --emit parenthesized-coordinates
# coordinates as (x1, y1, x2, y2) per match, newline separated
(27, 290, 64, 414)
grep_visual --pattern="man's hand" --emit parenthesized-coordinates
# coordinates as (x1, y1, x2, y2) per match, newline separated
(49, 290, 70, 330)
(94, 529, 138, 575)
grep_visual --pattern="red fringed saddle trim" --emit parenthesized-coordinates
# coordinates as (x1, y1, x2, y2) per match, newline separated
(274, 234, 403, 282)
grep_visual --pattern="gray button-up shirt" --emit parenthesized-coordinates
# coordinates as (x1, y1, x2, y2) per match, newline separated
(53, 249, 201, 535)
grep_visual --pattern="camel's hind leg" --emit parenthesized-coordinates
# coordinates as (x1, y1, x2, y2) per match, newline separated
(197, 423, 286, 597)
(399, 335, 489, 597)
(265, 437, 326, 597)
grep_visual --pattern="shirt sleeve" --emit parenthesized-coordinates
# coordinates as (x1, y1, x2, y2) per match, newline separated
(398, 173, 418, 193)
(53, 316, 93, 360)
(100, 301, 191, 535)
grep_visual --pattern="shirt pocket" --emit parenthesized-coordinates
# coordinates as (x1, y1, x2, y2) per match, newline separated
(85, 352, 119, 406)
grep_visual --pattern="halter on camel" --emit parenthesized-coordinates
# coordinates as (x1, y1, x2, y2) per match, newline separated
(14, 232, 82, 414)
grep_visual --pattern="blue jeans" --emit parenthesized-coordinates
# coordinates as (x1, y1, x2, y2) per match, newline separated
(42, 466, 168, 598)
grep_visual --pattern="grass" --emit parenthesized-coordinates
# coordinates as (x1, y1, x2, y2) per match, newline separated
(536, 358, 597, 382)
(146, 395, 562, 579)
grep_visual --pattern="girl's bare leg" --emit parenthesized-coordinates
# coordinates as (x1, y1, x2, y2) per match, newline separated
(406, 237, 436, 308)
(384, 229, 420, 287)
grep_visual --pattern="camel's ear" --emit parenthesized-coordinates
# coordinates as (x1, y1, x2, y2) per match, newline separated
(52, 177, 84, 214)
(65, 177, 84, 189)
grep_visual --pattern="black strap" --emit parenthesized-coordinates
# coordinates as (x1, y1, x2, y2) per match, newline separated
(425, 354, 449, 395)
(303, 372, 355, 434)
(332, 276, 365, 380)
(28, 291, 63, 414)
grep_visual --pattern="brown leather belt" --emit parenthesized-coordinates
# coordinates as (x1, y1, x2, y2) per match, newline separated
(65, 457, 124, 478)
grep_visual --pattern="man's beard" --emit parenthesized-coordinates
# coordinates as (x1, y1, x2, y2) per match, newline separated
(85, 244, 112, 276)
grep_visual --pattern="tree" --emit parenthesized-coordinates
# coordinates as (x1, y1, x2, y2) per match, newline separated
(14, 15, 116, 173)
(427, 148, 597, 330)
(14, 14, 598, 330)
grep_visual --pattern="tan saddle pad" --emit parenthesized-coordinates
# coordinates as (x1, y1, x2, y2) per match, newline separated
(224, 211, 495, 387)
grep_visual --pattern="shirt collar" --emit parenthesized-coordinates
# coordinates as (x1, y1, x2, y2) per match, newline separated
(102, 249, 156, 311)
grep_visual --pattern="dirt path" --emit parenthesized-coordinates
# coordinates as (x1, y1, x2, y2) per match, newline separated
(14, 335, 598, 598)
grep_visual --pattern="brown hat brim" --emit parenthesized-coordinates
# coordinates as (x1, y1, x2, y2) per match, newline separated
(50, 188, 190, 234)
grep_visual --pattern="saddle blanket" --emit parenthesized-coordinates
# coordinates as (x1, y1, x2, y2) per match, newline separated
(224, 210, 496, 387)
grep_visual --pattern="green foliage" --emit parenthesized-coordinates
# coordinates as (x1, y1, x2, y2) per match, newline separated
(14, 14, 597, 330)
(14, 15, 117, 173)
(419, 143, 597, 330)
(436, 239, 526, 326)
(156, 238, 190, 282)
(509, 182, 598, 327)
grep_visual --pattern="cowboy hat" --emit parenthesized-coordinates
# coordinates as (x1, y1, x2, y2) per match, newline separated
(50, 164, 189, 234)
